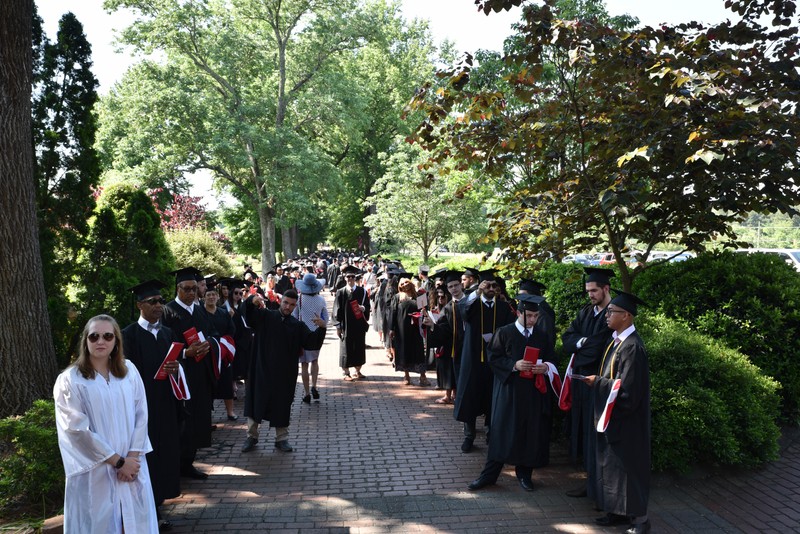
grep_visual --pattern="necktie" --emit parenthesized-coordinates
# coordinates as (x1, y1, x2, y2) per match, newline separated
(523, 328, 530, 338)
(486, 301, 493, 309)
(147, 322, 159, 335)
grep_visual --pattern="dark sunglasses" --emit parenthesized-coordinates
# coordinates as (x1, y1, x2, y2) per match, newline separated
(233, 290, 243, 295)
(142, 297, 167, 305)
(88, 332, 115, 343)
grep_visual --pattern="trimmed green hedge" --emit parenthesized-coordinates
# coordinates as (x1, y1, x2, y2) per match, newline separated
(0, 400, 64, 517)
(635, 251, 800, 422)
(639, 315, 780, 471)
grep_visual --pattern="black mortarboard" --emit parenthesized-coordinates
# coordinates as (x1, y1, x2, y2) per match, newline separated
(418, 264, 430, 274)
(128, 279, 167, 301)
(584, 267, 614, 285)
(265, 270, 277, 277)
(443, 270, 463, 284)
(218, 277, 244, 289)
(342, 265, 362, 275)
(432, 267, 449, 280)
(517, 293, 545, 312)
(463, 267, 480, 279)
(170, 267, 202, 284)
(204, 273, 216, 285)
(478, 268, 498, 282)
(518, 278, 547, 296)
(609, 289, 647, 316)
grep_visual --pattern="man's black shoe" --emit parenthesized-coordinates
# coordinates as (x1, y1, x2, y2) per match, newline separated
(181, 466, 208, 480)
(625, 520, 651, 534)
(158, 520, 173, 532)
(595, 513, 629, 526)
(275, 440, 293, 452)
(565, 487, 587, 498)
(467, 477, 496, 491)
(461, 437, 474, 453)
(241, 437, 258, 453)
(518, 478, 535, 492)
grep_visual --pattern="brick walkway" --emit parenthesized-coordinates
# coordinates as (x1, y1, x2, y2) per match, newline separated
(162, 296, 800, 533)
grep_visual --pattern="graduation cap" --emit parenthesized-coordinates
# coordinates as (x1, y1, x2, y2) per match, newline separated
(341, 265, 362, 276)
(265, 270, 277, 278)
(432, 267, 449, 280)
(518, 278, 547, 296)
(442, 270, 463, 284)
(478, 268, 498, 282)
(517, 293, 545, 312)
(272, 264, 285, 271)
(609, 289, 647, 316)
(584, 267, 614, 285)
(204, 273, 216, 285)
(170, 267, 202, 284)
(463, 267, 480, 279)
(418, 264, 430, 275)
(128, 279, 167, 301)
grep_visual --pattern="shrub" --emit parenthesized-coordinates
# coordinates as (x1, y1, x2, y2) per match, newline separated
(638, 314, 781, 471)
(165, 228, 234, 278)
(635, 251, 800, 422)
(0, 399, 64, 517)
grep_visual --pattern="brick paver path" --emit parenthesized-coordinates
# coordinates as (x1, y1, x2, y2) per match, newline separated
(162, 295, 800, 533)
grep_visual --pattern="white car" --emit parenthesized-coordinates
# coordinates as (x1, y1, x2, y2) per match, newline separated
(737, 248, 800, 272)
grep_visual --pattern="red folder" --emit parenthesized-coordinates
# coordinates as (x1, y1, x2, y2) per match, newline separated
(519, 346, 540, 380)
(154, 342, 184, 380)
(349, 299, 365, 321)
(183, 327, 200, 346)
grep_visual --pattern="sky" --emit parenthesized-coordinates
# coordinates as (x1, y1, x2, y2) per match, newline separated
(35, 0, 733, 206)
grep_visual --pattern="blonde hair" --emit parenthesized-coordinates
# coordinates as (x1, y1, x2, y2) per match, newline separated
(398, 279, 416, 299)
(75, 315, 128, 380)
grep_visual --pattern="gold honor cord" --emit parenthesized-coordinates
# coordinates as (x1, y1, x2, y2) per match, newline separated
(598, 338, 625, 379)
(479, 299, 497, 363)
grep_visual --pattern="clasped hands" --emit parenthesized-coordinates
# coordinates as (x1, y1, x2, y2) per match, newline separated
(116, 456, 141, 482)
(515, 360, 547, 374)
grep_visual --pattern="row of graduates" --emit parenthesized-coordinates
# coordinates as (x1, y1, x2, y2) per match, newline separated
(367, 264, 651, 534)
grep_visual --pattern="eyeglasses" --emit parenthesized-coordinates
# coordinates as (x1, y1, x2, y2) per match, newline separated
(142, 297, 166, 306)
(606, 308, 627, 315)
(178, 285, 198, 292)
(88, 332, 115, 343)
(234, 291, 243, 295)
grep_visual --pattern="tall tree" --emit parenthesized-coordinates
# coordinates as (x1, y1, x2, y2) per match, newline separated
(32, 10, 100, 362)
(412, 0, 800, 290)
(100, 0, 382, 270)
(0, 0, 58, 417)
(365, 139, 486, 263)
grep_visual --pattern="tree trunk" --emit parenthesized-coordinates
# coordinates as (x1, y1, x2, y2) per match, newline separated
(281, 225, 293, 260)
(257, 202, 276, 274)
(289, 224, 299, 257)
(0, 0, 58, 417)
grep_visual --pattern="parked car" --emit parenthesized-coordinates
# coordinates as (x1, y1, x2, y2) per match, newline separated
(598, 253, 616, 266)
(736, 248, 800, 272)
(562, 253, 593, 265)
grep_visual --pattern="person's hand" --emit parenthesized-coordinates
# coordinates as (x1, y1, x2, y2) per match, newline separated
(359, 305, 366, 313)
(478, 280, 492, 292)
(515, 359, 534, 372)
(580, 375, 597, 387)
(422, 314, 434, 328)
(228, 307, 236, 317)
(164, 361, 180, 376)
(188, 341, 210, 360)
(312, 314, 326, 328)
(252, 294, 265, 308)
(336, 327, 343, 340)
(389, 330, 396, 340)
(116, 456, 140, 482)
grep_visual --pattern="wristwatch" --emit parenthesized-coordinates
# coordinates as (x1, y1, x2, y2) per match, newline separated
(115, 457, 125, 469)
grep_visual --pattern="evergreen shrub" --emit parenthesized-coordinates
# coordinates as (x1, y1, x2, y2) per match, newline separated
(638, 315, 781, 471)
(634, 251, 800, 421)
(0, 400, 64, 517)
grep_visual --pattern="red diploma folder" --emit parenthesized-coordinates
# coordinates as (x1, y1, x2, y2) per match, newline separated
(349, 299, 365, 321)
(519, 346, 540, 380)
(184, 327, 200, 346)
(154, 342, 184, 380)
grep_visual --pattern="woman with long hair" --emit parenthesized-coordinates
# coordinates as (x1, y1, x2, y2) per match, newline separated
(54, 314, 158, 533)
(429, 286, 456, 403)
(390, 278, 430, 386)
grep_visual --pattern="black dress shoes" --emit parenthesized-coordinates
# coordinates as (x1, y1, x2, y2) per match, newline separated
(274, 440, 293, 452)
(467, 477, 496, 491)
(158, 519, 173, 532)
(181, 466, 208, 480)
(241, 437, 258, 452)
(311, 387, 320, 400)
(518, 478, 535, 492)
(595, 513, 629, 526)
(461, 437, 474, 453)
(227, 414, 239, 421)
(626, 520, 651, 534)
(302, 394, 311, 404)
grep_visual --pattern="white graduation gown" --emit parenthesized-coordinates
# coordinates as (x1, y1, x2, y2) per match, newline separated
(54, 361, 158, 534)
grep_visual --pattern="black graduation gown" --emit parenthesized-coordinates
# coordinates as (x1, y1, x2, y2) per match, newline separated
(561, 304, 614, 476)
(427, 298, 465, 389)
(161, 300, 218, 450)
(390, 296, 426, 372)
(333, 285, 370, 368)
(326, 264, 340, 288)
(208, 307, 236, 399)
(230, 301, 253, 380)
(487, 322, 556, 468)
(453, 296, 515, 424)
(592, 331, 650, 518)
(274, 275, 291, 295)
(244, 297, 326, 428)
(121, 322, 181, 504)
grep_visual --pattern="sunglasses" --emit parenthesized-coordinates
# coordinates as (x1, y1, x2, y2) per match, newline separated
(234, 291, 243, 295)
(142, 297, 167, 305)
(88, 332, 115, 343)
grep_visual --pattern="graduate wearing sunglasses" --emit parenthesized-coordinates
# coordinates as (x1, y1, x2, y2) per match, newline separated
(54, 314, 158, 533)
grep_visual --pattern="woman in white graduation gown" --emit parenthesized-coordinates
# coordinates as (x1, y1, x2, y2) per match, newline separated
(54, 314, 158, 533)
